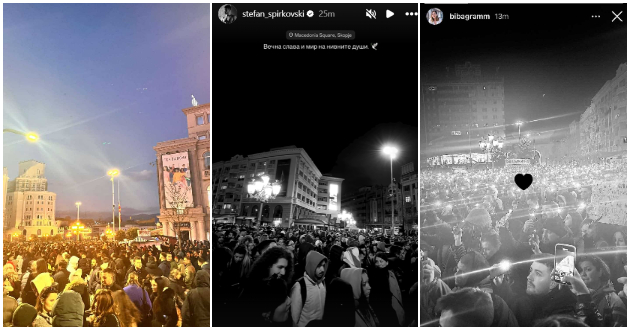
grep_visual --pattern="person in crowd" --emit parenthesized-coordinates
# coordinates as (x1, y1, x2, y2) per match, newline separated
(21, 259, 47, 306)
(158, 252, 171, 278)
(610, 229, 627, 293)
(370, 251, 406, 326)
(290, 250, 328, 326)
(577, 254, 627, 326)
(32, 285, 57, 327)
(123, 272, 152, 326)
(419, 257, 451, 325)
(184, 264, 196, 290)
(4, 274, 18, 327)
(51, 284, 85, 327)
(96, 268, 123, 292)
(317, 277, 356, 326)
(87, 289, 120, 327)
(126, 257, 148, 284)
(152, 287, 182, 326)
(533, 314, 589, 326)
(221, 245, 251, 295)
(53, 260, 70, 292)
(111, 290, 141, 327)
(12, 302, 38, 327)
(65, 271, 90, 312)
(340, 268, 379, 326)
(182, 270, 210, 327)
(78, 252, 90, 280)
(581, 218, 610, 249)
(324, 245, 344, 286)
(167, 253, 178, 274)
(435, 287, 495, 326)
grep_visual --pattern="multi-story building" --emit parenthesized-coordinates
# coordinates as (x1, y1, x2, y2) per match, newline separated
(580, 63, 627, 158)
(4, 161, 59, 239)
(316, 175, 345, 227)
(212, 147, 344, 228)
(341, 184, 402, 232)
(153, 102, 210, 242)
(3, 168, 8, 229)
(401, 162, 418, 231)
(421, 62, 506, 159)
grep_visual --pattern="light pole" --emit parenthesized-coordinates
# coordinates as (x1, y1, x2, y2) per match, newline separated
(75, 202, 81, 222)
(118, 178, 121, 233)
(516, 121, 523, 141)
(3, 129, 39, 142)
(247, 174, 281, 227)
(479, 135, 504, 169)
(383, 146, 398, 235)
(107, 169, 120, 232)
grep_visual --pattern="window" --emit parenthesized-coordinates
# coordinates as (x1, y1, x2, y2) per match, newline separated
(405, 196, 411, 203)
(319, 188, 328, 194)
(269, 160, 276, 165)
(238, 174, 245, 181)
(249, 163, 255, 169)
(196, 116, 204, 125)
(207, 114, 210, 124)
(227, 182, 235, 188)
(218, 195, 225, 202)
(220, 185, 227, 190)
(203, 152, 210, 169)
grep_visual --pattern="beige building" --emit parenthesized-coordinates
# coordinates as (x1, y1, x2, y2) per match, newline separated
(154, 103, 210, 242)
(316, 175, 345, 226)
(4, 161, 59, 239)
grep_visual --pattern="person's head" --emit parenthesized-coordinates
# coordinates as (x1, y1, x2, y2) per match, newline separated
(361, 269, 371, 300)
(101, 268, 116, 286)
(183, 256, 191, 266)
(34, 259, 47, 275)
(224, 4, 232, 15)
(526, 253, 557, 296)
(35, 285, 58, 313)
(134, 257, 143, 270)
(92, 289, 115, 320)
(314, 258, 326, 281)
(261, 276, 291, 323)
(126, 272, 140, 287)
(249, 246, 293, 282)
(389, 245, 403, 260)
(169, 269, 182, 280)
(614, 230, 626, 247)
(430, 10, 438, 21)
(112, 290, 141, 327)
(91, 258, 97, 268)
(580, 219, 598, 239)
(480, 230, 501, 260)
(166, 254, 172, 261)
(258, 240, 277, 256)
(160, 252, 167, 261)
(375, 252, 389, 269)
(69, 256, 79, 270)
(455, 251, 489, 287)
(58, 260, 68, 271)
(534, 314, 589, 326)
(233, 245, 246, 264)
(435, 287, 494, 327)
(578, 254, 610, 290)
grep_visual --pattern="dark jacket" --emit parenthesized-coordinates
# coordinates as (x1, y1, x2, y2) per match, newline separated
(182, 270, 210, 327)
(51, 290, 85, 327)
(78, 258, 90, 280)
(159, 260, 171, 278)
(20, 274, 38, 307)
(126, 265, 148, 284)
(168, 276, 186, 300)
(591, 281, 627, 327)
(53, 269, 70, 292)
(489, 292, 519, 326)
(67, 281, 90, 312)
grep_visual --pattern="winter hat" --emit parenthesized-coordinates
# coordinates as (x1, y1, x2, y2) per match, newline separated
(145, 263, 163, 277)
(376, 241, 388, 253)
(543, 217, 568, 238)
(12, 303, 37, 327)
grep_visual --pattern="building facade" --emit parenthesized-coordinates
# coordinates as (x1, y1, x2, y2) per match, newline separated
(4, 161, 59, 239)
(153, 103, 210, 242)
(341, 184, 402, 232)
(580, 63, 627, 158)
(212, 147, 343, 228)
(421, 62, 506, 159)
(316, 175, 345, 226)
(401, 162, 418, 231)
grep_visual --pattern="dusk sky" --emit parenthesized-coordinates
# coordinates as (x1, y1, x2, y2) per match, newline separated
(3, 4, 210, 214)
(421, 4, 626, 145)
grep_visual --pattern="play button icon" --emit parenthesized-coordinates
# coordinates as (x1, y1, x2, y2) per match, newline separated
(386, 10, 394, 18)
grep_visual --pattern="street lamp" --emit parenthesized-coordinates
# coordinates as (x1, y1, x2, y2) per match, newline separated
(383, 145, 398, 234)
(479, 135, 504, 169)
(107, 169, 120, 232)
(75, 202, 81, 222)
(3, 129, 40, 142)
(515, 121, 523, 140)
(338, 210, 354, 228)
(247, 174, 282, 226)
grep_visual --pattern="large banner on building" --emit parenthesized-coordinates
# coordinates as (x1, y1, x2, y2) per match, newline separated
(162, 152, 194, 208)
(329, 183, 339, 211)
(505, 158, 531, 166)
(275, 159, 291, 197)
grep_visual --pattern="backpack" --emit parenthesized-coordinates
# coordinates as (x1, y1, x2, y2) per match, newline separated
(296, 277, 326, 310)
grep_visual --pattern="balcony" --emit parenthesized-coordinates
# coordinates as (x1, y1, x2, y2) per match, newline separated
(204, 170, 210, 177)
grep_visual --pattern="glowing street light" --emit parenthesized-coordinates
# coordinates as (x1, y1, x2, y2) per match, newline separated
(3, 129, 40, 142)
(382, 145, 399, 234)
(107, 169, 120, 233)
(247, 174, 282, 225)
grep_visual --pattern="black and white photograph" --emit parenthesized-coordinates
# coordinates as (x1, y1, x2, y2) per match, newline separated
(420, 2, 627, 327)
(212, 2, 418, 327)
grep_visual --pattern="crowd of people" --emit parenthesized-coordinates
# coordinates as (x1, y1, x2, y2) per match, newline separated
(3, 238, 209, 327)
(420, 160, 628, 326)
(212, 224, 418, 326)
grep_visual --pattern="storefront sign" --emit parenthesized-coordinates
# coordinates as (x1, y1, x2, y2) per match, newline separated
(505, 158, 531, 165)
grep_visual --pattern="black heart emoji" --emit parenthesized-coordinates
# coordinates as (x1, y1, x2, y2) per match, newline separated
(515, 174, 533, 190)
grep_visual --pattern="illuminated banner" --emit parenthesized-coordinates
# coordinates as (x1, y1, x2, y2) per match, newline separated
(451, 131, 461, 135)
(505, 159, 531, 166)
(162, 152, 194, 208)
(329, 183, 339, 211)
(371, 199, 377, 222)
(137, 229, 151, 237)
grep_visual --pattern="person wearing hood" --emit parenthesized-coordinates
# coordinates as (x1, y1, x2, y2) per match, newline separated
(65, 270, 90, 312)
(577, 254, 626, 327)
(292, 242, 314, 282)
(182, 270, 210, 327)
(12, 303, 38, 327)
(290, 250, 328, 326)
(324, 245, 344, 287)
(371, 252, 406, 326)
(419, 257, 451, 325)
(67, 256, 79, 274)
(51, 288, 85, 327)
(340, 268, 379, 326)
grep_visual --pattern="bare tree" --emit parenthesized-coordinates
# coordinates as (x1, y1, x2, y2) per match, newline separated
(164, 182, 193, 243)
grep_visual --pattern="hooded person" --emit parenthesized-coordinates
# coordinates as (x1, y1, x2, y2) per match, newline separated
(420, 257, 451, 324)
(290, 250, 328, 327)
(12, 303, 38, 327)
(182, 270, 210, 327)
(293, 242, 315, 282)
(67, 256, 79, 274)
(324, 245, 344, 287)
(51, 289, 85, 327)
(65, 274, 90, 312)
(340, 268, 379, 327)
(31, 273, 54, 297)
